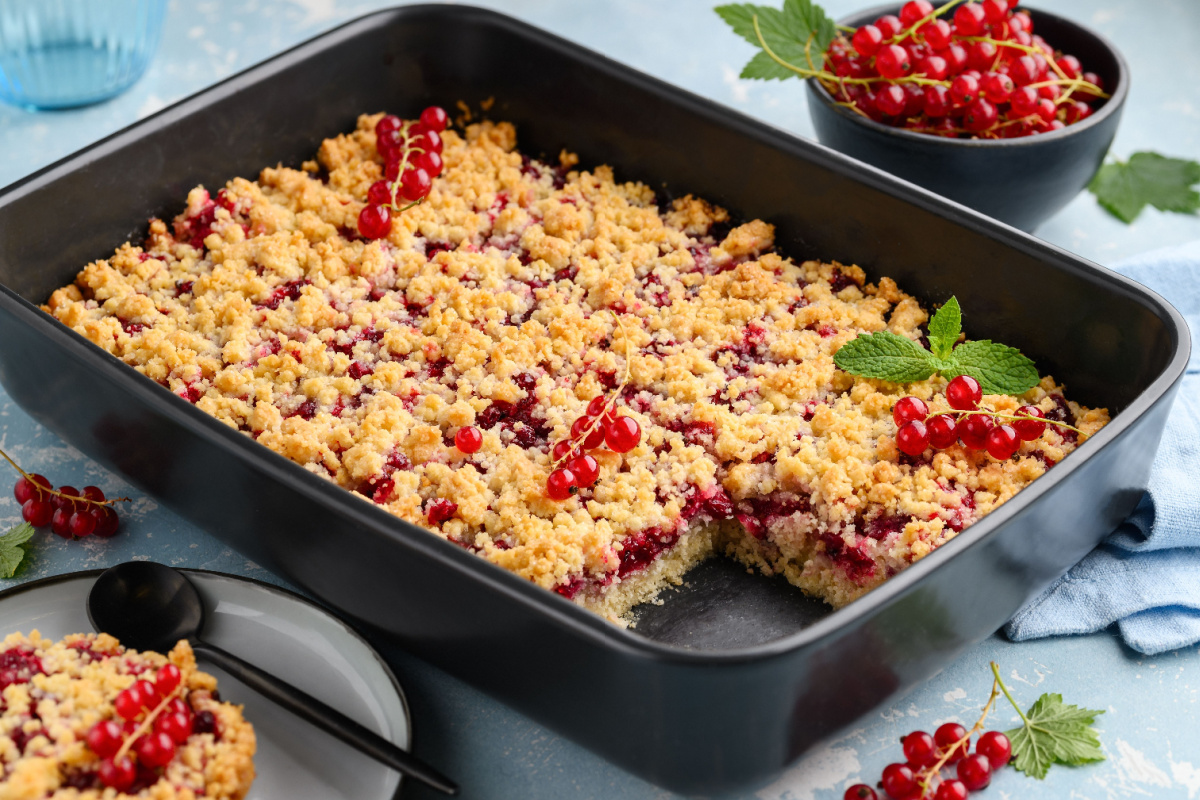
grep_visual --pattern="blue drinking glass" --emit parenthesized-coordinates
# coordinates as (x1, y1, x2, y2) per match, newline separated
(0, 0, 167, 110)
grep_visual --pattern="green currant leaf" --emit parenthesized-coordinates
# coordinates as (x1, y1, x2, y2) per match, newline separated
(832, 331, 937, 383)
(1006, 693, 1105, 780)
(740, 50, 797, 81)
(0, 522, 35, 579)
(926, 296, 962, 361)
(942, 339, 1040, 395)
(782, 0, 837, 54)
(1088, 152, 1200, 224)
(714, 1, 833, 80)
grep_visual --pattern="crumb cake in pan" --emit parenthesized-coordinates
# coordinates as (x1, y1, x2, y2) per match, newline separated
(44, 114, 1108, 622)
(0, 631, 254, 799)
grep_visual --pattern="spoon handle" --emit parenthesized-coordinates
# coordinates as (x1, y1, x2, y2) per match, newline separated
(189, 639, 457, 795)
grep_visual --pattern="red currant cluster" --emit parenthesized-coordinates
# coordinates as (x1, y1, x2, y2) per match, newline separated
(12, 470, 121, 539)
(891, 375, 1075, 460)
(546, 395, 642, 500)
(823, 0, 1106, 138)
(85, 664, 205, 791)
(845, 723, 1012, 799)
(357, 106, 449, 240)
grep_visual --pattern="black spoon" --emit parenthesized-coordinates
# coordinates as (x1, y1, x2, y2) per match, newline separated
(87, 561, 457, 796)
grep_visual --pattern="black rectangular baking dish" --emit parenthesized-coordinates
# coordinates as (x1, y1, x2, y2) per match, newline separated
(0, 6, 1188, 794)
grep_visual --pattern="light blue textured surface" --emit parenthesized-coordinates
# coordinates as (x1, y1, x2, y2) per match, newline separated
(1, 2, 1198, 798)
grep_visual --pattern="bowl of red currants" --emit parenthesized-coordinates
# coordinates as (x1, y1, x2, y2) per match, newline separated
(805, 0, 1127, 231)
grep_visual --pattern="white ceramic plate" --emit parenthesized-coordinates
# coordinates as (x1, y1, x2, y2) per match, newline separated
(0, 569, 409, 800)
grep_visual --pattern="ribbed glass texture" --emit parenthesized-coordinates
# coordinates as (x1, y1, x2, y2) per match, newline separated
(0, 0, 167, 109)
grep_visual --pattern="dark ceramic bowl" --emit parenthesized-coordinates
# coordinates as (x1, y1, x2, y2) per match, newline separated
(806, 4, 1128, 231)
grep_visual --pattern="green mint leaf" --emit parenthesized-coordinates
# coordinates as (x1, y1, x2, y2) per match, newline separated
(740, 50, 796, 81)
(1088, 152, 1200, 224)
(715, 1, 832, 80)
(0, 522, 35, 579)
(1006, 693, 1105, 780)
(832, 331, 937, 383)
(942, 339, 1040, 395)
(927, 296, 962, 361)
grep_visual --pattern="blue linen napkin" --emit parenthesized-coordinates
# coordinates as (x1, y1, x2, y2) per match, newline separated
(1005, 239, 1200, 656)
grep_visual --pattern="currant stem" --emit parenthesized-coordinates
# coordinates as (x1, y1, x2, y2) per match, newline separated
(918, 669, 1002, 793)
(0, 447, 128, 508)
(112, 684, 184, 763)
(386, 123, 427, 212)
(939, 408, 1089, 440)
(991, 660, 1029, 724)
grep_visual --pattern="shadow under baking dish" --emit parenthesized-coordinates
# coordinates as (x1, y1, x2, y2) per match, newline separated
(0, 4, 1188, 795)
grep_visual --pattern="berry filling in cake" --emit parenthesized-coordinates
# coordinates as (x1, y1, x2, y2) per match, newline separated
(0, 631, 255, 798)
(44, 111, 1109, 623)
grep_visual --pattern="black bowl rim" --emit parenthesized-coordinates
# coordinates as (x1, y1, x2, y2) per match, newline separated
(806, 3, 1130, 148)
(0, 4, 1187, 667)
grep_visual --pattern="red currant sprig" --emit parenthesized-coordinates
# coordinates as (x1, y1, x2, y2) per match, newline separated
(88, 663, 193, 790)
(358, 106, 449, 240)
(893, 375, 1085, 460)
(5, 448, 127, 539)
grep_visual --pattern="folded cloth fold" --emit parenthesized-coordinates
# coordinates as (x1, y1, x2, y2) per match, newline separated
(1005, 240, 1200, 655)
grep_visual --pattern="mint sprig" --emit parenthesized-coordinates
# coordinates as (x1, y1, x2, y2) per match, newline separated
(0, 522, 35, 579)
(832, 296, 1040, 395)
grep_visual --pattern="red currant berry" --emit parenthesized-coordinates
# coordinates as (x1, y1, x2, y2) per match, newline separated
(51, 507, 73, 538)
(986, 424, 1020, 459)
(892, 397, 928, 426)
(68, 510, 96, 537)
(546, 467, 580, 501)
(135, 679, 159, 707)
(954, 3, 987, 35)
(419, 105, 448, 132)
(586, 396, 610, 418)
(982, 0, 1008, 23)
(966, 40, 998, 72)
(357, 204, 392, 240)
(875, 45, 912, 80)
(875, 14, 903, 38)
(1065, 100, 1092, 124)
(412, 150, 444, 178)
(896, 421, 930, 457)
(1009, 85, 1039, 117)
(400, 167, 432, 202)
(155, 710, 194, 744)
(926, 414, 959, 449)
(902, 730, 938, 768)
(571, 415, 606, 450)
(916, 54, 949, 81)
(923, 85, 953, 117)
(375, 114, 402, 139)
(963, 98, 998, 131)
(1009, 55, 1038, 85)
(959, 414, 994, 450)
(367, 180, 392, 206)
(414, 128, 443, 155)
(136, 730, 177, 768)
(14, 474, 51, 504)
(81, 485, 106, 503)
(934, 779, 968, 800)
(114, 687, 143, 720)
(935, 722, 970, 762)
(1078, 71, 1104, 100)
(949, 74, 980, 107)
(21, 499, 52, 527)
(899, 0, 934, 27)
(86, 719, 124, 758)
(943, 42, 968, 74)
(99, 756, 136, 791)
(426, 498, 457, 524)
(946, 376, 982, 410)
(566, 454, 600, 488)
(93, 507, 120, 538)
(875, 84, 908, 117)
(852, 24, 884, 58)
(551, 440, 577, 462)
(1038, 82, 1062, 102)
(155, 663, 182, 696)
(844, 784, 878, 800)
(881, 763, 917, 798)
(604, 416, 642, 453)
(923, 18, 952, 50)
(384, 155, 406, 182)
(454, 425, 483, 454)
(981, 71, 1014, 103)
(977, 730, 1013, 768)
(53, 485, 79, 511)
(166, 697, 190, 717)
(1035, 97, 1058, 123)
(957, 753, 992, 790)
(1012, 405, 1047, 440)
